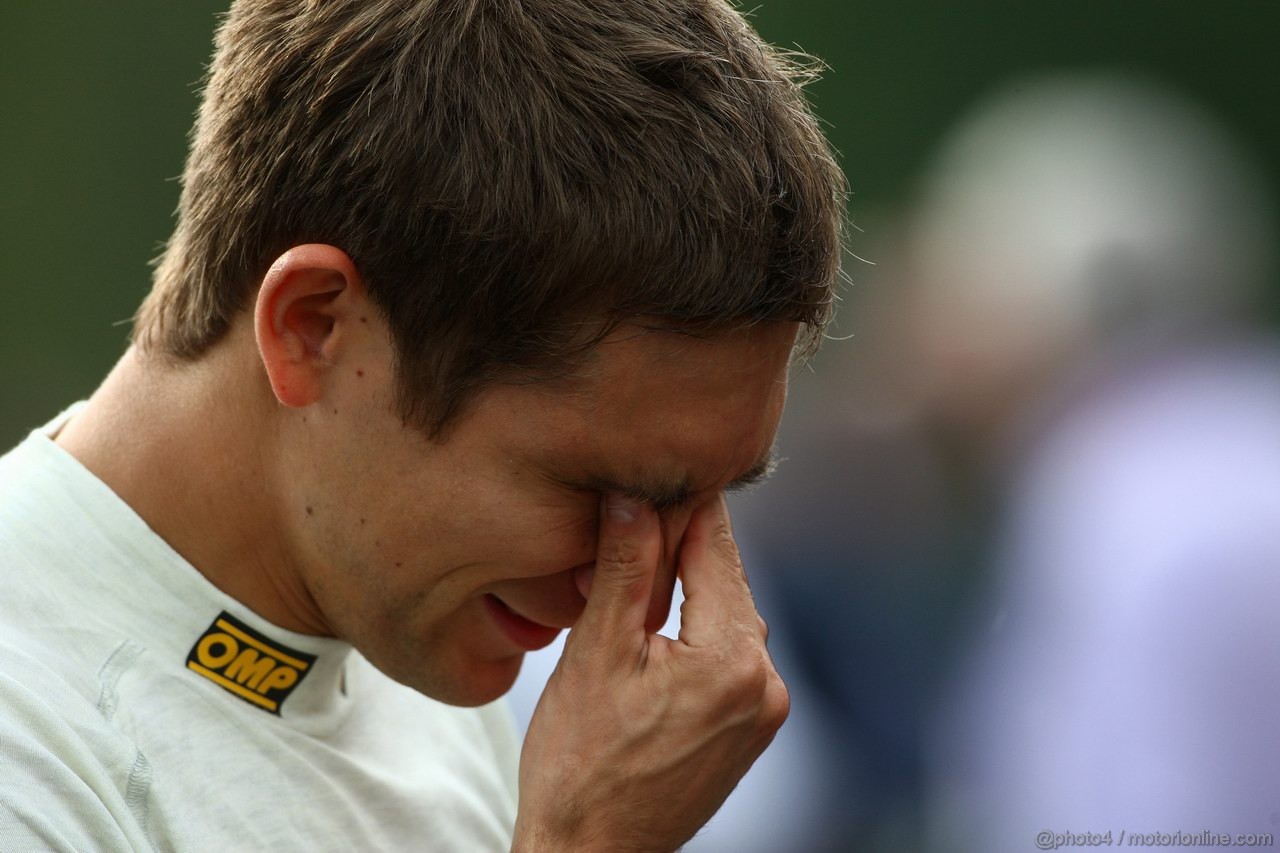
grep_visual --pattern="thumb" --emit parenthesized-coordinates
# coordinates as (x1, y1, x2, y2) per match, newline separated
(565, 492, 660, 655)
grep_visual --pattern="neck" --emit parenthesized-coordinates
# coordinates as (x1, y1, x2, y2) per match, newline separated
(54, 332, 333, 636)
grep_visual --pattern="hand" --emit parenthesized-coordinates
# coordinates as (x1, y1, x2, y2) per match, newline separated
(512, 492, 789, 853)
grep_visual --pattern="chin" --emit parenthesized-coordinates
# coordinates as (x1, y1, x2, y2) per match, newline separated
(386, 647, 527, 708)
(443, 656, 526, 707)
(351, 601, 531, 706)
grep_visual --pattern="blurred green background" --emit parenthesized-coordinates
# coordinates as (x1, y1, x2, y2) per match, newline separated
(3, 1, 1278, 448)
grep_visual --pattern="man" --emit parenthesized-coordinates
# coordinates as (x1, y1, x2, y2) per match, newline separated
(0, 1, 844, 850)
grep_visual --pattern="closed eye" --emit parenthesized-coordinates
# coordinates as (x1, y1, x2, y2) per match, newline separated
(724, 453, 782, 494)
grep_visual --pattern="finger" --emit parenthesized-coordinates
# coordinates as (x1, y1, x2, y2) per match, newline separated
(564, 492, 661, 659)
(676, 494, 758, 645)
(575, 547, 675, 635)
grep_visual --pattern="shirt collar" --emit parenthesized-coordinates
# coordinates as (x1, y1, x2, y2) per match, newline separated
(7, 403, 355, 724)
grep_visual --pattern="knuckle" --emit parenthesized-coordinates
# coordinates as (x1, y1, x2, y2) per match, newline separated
(720, 647, 773, 706)
(683, 630, 790, 742)
(596, 535, 645, 570)
(759, 673, 791, 732)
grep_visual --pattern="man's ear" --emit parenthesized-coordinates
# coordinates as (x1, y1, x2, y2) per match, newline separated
(254, 244, 364, 408)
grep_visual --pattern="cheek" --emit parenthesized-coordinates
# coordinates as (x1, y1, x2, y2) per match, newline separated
(421, 494, 601, 583)
(518, 504, 600, 574)
(479, 488, 600, 574)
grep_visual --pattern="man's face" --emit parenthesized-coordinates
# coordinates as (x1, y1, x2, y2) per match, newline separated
(278, 321, 797, 706)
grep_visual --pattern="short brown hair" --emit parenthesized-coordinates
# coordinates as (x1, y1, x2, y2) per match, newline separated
(134, 0, 846, 436)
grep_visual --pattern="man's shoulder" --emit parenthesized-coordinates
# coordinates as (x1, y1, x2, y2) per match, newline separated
(0, 466, 149, 794)
(0, 505, 132, 705)
(0, 637, 153, 852)
(0, 634, 135, 752)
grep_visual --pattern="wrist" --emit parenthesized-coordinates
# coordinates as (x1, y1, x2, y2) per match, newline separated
(511, 826, 673, 853)
(511, 816, 631, 853)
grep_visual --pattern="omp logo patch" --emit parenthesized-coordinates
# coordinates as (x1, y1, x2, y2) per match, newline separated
(185, 612, 316, 715)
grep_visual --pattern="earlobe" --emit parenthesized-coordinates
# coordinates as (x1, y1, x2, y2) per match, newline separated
(254, 244, 363, 409)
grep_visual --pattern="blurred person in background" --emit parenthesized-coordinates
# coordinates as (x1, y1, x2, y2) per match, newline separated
(909, 74, 1280, 850)
(721, 70, 1280, 852)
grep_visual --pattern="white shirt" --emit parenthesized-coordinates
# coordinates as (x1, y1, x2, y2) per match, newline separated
(0, 405, 520, 851)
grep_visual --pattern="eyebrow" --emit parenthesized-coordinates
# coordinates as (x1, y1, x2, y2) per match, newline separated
(572, 448, 781, 513)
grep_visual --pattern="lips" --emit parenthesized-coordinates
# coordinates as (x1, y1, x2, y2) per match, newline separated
(483, 594, 563, 651)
